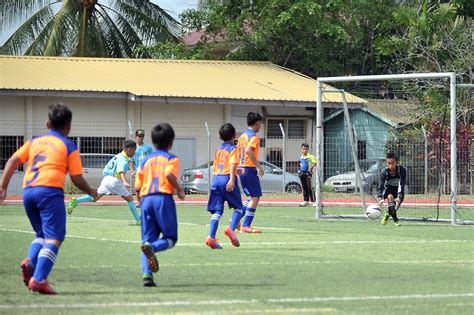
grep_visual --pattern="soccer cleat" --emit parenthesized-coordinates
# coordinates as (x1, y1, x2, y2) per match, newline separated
(394, 220, 402, 226)
(28, 278, 57, 295)
(205, 236, 223, 249)
(224, 227, 240, 247)
(299, 201, 309, 207)
(381, 211, 390, 225)
(141, 242, 159, 273)
(20, 258, 34, 287)
(143, 274, 156, 287)
(66, 197, 78, 215)
(240, 226, 262, 234)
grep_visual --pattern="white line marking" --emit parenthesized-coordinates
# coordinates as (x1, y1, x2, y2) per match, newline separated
(2, 259, 471, 271)
(0, 228, 471, 246)
(0, 293, 472, 309)
(68, 216, 295, 230)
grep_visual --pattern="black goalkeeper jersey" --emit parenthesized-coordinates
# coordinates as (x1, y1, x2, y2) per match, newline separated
(377, 165, 407, 199)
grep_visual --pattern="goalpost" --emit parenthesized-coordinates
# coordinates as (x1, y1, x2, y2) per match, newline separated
(314, 72, 472, 225)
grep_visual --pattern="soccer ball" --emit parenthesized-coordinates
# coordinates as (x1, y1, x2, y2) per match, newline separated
(365, 205, 382, 220)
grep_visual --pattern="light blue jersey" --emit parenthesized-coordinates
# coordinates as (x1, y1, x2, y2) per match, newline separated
(103, 151, 132, 178)
(133, 143, 154, 170)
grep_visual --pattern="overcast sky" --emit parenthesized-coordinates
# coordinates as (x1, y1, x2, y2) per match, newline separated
(0, 0, 198, 46)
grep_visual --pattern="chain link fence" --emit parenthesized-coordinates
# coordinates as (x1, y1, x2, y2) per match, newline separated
(1, 117, 472, 201)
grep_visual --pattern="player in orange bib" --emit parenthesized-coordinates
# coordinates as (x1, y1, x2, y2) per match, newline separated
(236, 112, 264, 233)
(205, 123, 244, 249)
(0, 103, 97, 294)
(135, 123, 185, 287)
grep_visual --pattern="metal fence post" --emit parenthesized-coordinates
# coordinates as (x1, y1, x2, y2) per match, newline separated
(205, 122, 211, 195)
(279, 123, 286, 192)
(422, 126, 428, 195)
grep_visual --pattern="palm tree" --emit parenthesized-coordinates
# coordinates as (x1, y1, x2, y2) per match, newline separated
(0, 0, 181, 57)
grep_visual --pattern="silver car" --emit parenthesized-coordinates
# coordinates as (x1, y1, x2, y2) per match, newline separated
(181, 160, 302, 194)
(324, 160, 385, 193)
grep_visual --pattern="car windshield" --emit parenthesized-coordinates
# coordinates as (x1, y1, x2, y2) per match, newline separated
(366, 164, 379, 173)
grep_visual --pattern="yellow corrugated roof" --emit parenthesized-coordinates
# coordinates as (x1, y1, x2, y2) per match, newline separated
(0, 55, 364, 103)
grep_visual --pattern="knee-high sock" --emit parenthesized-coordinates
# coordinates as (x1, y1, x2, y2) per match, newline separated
(77, 195, 94, 203)
(33, 243, 59, 281)
(242, 207, 256, 227)
(150, 238, 176, 252)
(229, 209, 244, 230)
(209, 211, 223, 238)
(127, 201, 140, 221)
(388, 202, 398, 221)
(141, 252, 151, 275)
(28, 237, 45, 266)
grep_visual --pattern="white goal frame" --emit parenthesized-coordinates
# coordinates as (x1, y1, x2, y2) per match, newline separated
(315, 73, 459, 224)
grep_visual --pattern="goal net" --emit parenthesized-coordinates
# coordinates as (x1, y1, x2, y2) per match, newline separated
(314, 73, 473, 225)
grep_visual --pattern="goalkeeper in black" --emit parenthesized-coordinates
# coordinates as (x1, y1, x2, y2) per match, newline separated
(377, 152, 407, 226)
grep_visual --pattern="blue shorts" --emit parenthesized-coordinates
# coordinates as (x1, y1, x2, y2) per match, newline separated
(23, 186, 66, 241)
(239, 167, 262, 197)
(141, 194, 178, 243)
(207, 176, 243, 212)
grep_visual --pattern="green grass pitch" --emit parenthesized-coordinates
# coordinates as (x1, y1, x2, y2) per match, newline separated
(0, 204, 473, 314)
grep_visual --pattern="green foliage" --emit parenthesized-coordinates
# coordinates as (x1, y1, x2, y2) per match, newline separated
(0, 1, 181, 57)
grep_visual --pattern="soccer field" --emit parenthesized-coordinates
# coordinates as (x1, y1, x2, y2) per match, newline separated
(0, 204, 473, 314)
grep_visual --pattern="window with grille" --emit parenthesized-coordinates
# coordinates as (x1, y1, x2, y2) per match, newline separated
(267, 119, 306, 139)
(0, 136, 24, 170)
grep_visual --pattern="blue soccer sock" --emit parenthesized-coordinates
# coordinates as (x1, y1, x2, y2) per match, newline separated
(150, 238, 176, 252)
(127, 201, 140, 221)
(229, 209, 244, 230)
(33, 243, 59, 281)
(140, 252, 151, 275)
(28, 237, 45, 266)
(209, 211, 223, 238)
(77, 195, 94, 204)
(242, 207, 256, 227)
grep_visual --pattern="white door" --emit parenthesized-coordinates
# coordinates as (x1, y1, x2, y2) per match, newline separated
(170, 138, 196, 175)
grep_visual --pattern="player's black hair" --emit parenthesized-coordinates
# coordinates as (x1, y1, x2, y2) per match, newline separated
(219, 123, 236, 142)
(386, 152, 398, 161)
(123, 139, 137, 150)
(301, 143, 309, 148)
(246, 112, 263, 126)
(151, 123, 175, 150)
(48, 103, 72, 130)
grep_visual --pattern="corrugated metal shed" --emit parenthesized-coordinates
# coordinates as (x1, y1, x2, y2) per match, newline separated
(0, 55, 365, 104)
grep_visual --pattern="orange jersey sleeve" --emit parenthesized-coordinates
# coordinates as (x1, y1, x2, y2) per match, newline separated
(20, 131, 81, 189)
(68, 150, 83, 176)
(15, 141, 31, 164)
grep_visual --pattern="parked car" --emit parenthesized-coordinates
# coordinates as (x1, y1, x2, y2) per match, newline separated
(324, 160, 385, 193)
(181, 160, 302, 194)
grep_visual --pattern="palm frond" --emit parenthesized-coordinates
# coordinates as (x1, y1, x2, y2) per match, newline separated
(112, 0, 181, 45)
(0, 0, 53, 31)
(95, 5, 131, 57)
(0, 3, 55, 54)
(43, 0, 79, 56)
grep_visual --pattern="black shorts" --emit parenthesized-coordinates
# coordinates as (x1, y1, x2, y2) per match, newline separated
(383, 186, 404, 203)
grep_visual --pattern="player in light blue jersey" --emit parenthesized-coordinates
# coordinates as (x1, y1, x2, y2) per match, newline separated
(132, 129, 154, 207)
(66, 140, 141, 222)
